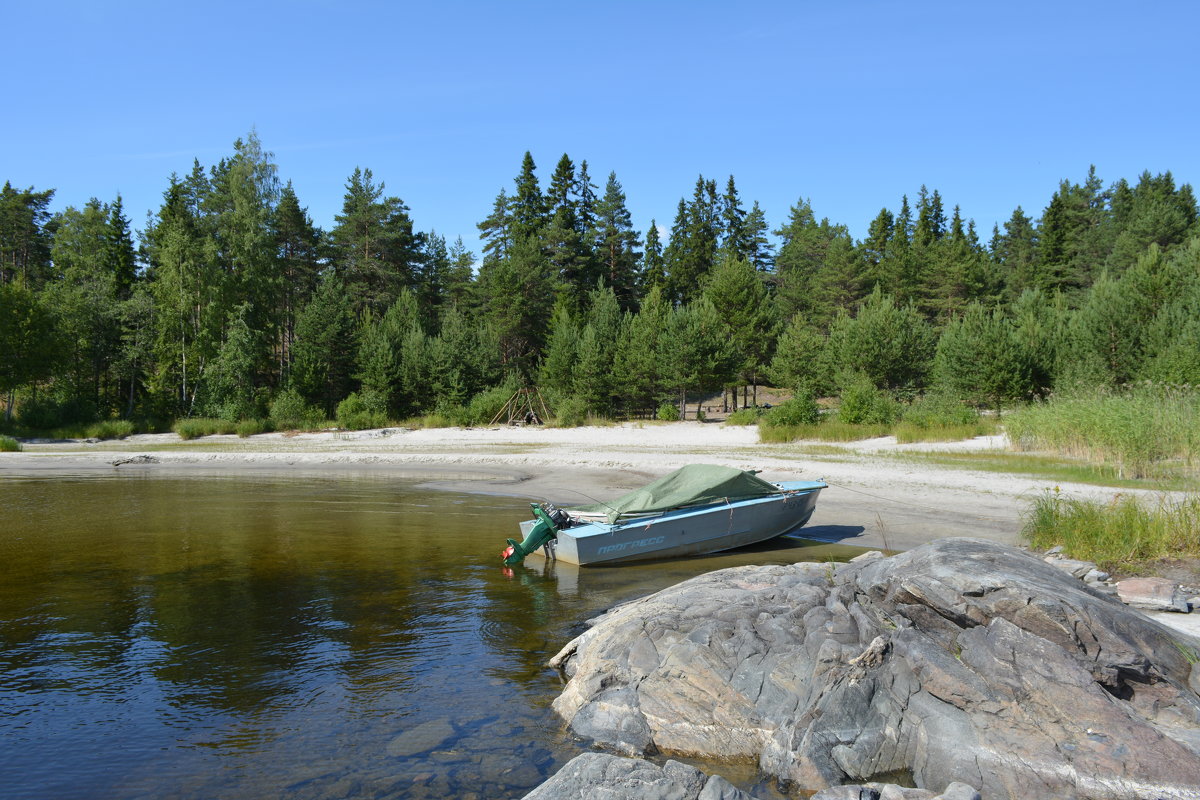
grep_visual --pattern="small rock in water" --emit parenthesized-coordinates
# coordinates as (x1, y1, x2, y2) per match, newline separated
(386, 718, 456, 758)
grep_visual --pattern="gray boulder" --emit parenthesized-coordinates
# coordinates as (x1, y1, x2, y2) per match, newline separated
(549, 538, 1200, 799)
(520, 752, 755, 799)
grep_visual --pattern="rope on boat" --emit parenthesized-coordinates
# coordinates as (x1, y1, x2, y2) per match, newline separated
(820, 479, 1016, 523)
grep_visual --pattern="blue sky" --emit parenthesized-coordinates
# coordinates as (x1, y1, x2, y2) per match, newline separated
(6, 1, 1198, 255)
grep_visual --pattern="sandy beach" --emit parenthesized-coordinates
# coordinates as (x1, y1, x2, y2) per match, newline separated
(0, 421, 1133, 553)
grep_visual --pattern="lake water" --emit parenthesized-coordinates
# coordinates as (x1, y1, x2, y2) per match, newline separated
(0, 473, 866, 799)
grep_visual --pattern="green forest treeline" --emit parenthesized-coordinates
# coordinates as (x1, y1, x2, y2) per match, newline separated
(2, 131, 1199, 430)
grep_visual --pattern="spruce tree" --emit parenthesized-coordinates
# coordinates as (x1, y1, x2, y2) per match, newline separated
(478, 188, 512, 264)
(509, 152, 546, 242)
(291, 273, 358, 415)
(105, 194, 137, 300)
(593, 172, 641, 311)
(743, 202, 775, 272)
(272, 182, 321, 382)
(720, 175, 749, 259)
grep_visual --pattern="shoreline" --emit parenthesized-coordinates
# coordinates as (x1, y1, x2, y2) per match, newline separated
(7, 420, 1200, 637)
(1, 421, 1096, 554)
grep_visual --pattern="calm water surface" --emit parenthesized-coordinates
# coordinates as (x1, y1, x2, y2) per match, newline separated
(0, 474, 866, 799)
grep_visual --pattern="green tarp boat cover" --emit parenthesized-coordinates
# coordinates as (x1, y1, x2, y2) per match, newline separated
(570, 464, 780, 523)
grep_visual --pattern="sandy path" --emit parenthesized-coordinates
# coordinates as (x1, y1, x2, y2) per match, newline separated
(0, 421, 1131, 553)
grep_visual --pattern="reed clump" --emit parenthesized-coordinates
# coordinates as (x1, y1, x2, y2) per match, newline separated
(1024, 489, 1200, 567)
(173, 418, 237, 440)
(0, 435, 21, 452)
(1006, 383, 1200, 479)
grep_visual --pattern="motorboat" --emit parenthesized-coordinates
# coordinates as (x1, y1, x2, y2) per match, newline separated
(501, 464, 825, 566)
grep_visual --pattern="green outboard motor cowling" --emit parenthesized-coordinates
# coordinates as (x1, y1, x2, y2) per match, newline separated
(502, 503, 560, 565)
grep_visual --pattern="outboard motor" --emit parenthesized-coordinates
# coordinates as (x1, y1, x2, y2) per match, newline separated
(502, 503, 568, 566)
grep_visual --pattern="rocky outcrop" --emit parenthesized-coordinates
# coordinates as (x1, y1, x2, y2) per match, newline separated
(520, 753, 755, 799)
(520, 752, 981, 800)
(548, 538, 1200, 799)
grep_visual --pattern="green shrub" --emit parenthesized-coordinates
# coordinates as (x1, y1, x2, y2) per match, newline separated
(902, 392, 978, 428)
(464, 385, 518, 426)
(892, 392, 987, 442)
(336, 390, 390, 431)
(16, 395, 97, 431)
(763, 394, 820, 427)
(235, 418, 272, 438)
(0, 435, 22, 452)
(550, 396, 588, 427)
(174, 418, 236, 440)
(269, 389, 324, 431)
(836, 373, 900, 425)
(85, 420, 136, 440)
(656, 402, 681, 421)
(725, 407, 764, 425)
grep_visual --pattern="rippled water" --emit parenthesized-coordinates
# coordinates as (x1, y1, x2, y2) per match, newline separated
(0, 473, 866, 799)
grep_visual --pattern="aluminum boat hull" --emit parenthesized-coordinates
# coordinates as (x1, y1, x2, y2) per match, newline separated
(526, 480, 824, 566)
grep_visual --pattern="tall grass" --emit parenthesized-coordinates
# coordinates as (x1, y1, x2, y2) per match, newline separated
(1006, 383, 1200, 479)
(0, 435, 21, 452)
(894, 418, 998, 443)
(759, 421, 892, 443)
(86, 420, 136, 440)
(173, 418, 237, 440)
(1024, 489, 1200, 567)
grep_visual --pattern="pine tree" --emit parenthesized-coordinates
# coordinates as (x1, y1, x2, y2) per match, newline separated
(821, 287, 934, 394)
(329, 167, 424, 316)
(662, 297, 740, 418)
(702, 254, 779, 405)
(0, 181, 55, 287)
(1107, 171, 1198, 272)
(933, 303, 1031, 409)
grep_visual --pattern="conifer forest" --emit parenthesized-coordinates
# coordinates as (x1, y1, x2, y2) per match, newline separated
(2, 131, 1199, 431)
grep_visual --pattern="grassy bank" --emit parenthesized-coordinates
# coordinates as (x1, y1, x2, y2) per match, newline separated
(1006, 384, 1200, 480)
(1024, 490, 1200, 568)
